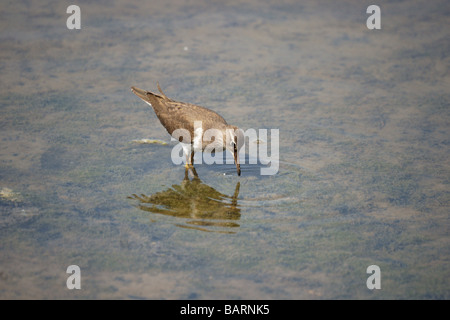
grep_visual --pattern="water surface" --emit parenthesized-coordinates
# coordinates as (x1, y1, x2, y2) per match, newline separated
(0, 0, 449, 299)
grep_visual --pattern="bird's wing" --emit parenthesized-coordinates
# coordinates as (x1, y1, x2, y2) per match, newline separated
(161, 100, 229, 139)
(132, 85, 229, 141)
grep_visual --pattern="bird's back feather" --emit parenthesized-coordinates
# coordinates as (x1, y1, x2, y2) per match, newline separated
(131, 85, 229, 142)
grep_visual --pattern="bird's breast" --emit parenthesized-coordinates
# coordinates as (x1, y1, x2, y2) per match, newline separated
(191, 126, 226, 152)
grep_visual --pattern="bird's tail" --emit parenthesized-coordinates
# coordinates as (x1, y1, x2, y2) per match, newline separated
(156, 82, 172, 101)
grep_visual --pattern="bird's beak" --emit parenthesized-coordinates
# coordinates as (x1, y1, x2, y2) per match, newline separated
(131, 86, 148, 101)
(233, 145, 241, 176)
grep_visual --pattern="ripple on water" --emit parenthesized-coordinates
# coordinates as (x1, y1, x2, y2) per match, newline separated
(127, 158, 315, 233)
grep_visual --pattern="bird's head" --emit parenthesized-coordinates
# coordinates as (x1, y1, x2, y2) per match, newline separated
(224, 125, 244, 176)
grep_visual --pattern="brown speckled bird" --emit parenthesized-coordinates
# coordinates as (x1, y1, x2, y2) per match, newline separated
(131, 84, 244, 176)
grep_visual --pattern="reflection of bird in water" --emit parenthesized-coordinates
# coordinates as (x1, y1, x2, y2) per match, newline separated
(131, 84, 244, 176)
(128, 168, 241, 233)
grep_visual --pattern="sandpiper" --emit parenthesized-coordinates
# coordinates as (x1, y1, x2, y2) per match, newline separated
(131, 83, 244, 176)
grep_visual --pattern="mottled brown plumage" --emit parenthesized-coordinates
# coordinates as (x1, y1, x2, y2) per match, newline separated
(131, 83, 244, 175)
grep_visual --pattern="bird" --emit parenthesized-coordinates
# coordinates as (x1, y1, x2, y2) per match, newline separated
(131, 83, 244, 176)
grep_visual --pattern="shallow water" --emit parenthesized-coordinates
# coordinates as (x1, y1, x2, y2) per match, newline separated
(0, 0, 449, 299)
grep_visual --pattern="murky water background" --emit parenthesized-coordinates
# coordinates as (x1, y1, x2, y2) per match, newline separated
(1, 0, 449, 299)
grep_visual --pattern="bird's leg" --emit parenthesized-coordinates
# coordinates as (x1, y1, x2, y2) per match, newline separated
(182, 144, 193, 169)
(183, 167, 190, 180)
(185, 151, 195, 169)
(190, 151, 195, 167)
(190, 166, 199, 179)
(184, 151, 190, 169)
